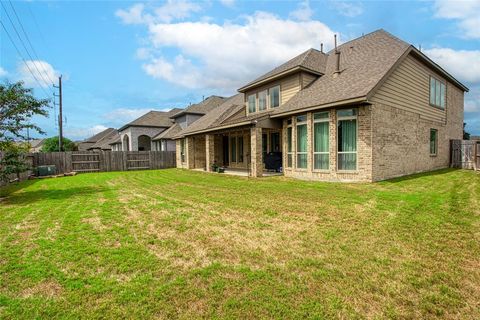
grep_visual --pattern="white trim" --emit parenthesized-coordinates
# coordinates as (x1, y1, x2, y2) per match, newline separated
(337, 108, 358, 171)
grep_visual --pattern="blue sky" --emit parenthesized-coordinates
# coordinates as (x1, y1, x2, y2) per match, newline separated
(1, 0, 479, 139)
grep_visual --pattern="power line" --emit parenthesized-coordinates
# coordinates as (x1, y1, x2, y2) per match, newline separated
(8, 1, 56, 86)
(0, 2, 53, 92)
(0, 19, 51, 98)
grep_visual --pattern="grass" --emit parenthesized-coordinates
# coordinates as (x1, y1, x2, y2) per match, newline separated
(0, 168, 479, 319)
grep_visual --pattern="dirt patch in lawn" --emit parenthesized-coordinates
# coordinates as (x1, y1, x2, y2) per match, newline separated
(21, 280, 63, 299)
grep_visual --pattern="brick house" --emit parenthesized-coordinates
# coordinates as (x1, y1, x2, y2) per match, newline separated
(173, 30, 468, 182)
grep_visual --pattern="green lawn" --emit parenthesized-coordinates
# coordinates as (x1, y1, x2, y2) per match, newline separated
(0, 169, 479, 319)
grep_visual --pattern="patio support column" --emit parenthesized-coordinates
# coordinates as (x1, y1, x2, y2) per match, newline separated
(186, 137, 195, 169)
(250, 127, 263, 177)
(206, 134, 215, 172)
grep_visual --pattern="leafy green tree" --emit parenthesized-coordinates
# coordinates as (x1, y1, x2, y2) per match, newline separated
(0, 81, 49, 181)
(41, 136, 76, 152)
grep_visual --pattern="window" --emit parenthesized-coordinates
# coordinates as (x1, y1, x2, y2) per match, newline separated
(430, 129, 438, 156)
(337, 109, 357, 170)
(161, 140, 167, 151)
(430, 77, 446, 109)
(313, 112, 329, 170)
(269, 86, 280, 108)
(287, 126, 293, 168)
(238, 136, 244, 162)
(248, 94, 256, 113)
(262, 133, 268, 163)
(230, 136, 237, 162)
(258, 90, 267, 111)
(270, 132, 280, 152)
(296, 115, 307, 169)
(180, 139, 186, 163)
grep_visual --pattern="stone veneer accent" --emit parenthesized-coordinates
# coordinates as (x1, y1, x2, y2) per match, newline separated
(205, 134, 215, 172)
(250, 127, 263, 177)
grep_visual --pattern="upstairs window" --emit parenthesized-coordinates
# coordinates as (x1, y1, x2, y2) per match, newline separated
(258, 90, 267, 111)
(429, 77, 446, 109)
(248, 94, 256, 113)
(269, 86, 280, 108)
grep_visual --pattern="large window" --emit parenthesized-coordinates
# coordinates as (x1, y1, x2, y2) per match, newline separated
(258, 90, 267, 111)
(430, 129, 438, 156)
(287, 125, 293, 168)
(296, 115, 307, 169)
(430, 77, 446, 109)
(313, 112, 329, 170)
(337, 109, 357, 170)
(269, 86, 280, 108)
(180, 139, 186, 163)
(230, 136, 237, 162)
(248, 94, 256, 113)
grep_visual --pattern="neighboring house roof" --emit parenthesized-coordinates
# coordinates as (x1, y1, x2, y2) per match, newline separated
(29, 139, 45, 148)
(108, 134, 122, 145)
(175, 94, 245, 138)
(119, 108, 182, 131)
(170, 96, 226, 118)
(238, 48, 328, 92)
(83, 128, 117, 143)
(88, 129, 119, 150)
(152, 123, 183, 141)
(272, 29, 468, 117)
(471, 136, 480, 141)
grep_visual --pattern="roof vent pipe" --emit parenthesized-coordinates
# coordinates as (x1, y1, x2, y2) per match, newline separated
(320, 43, 323, 53)
(334, 34, 341, 74)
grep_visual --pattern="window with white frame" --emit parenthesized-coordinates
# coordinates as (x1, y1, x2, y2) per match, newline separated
(429, 77, 446, 109)
(180, 139, 186, 163)
(269, 86, 280, 108)
(313, 111, 329, 170)
(337, 109, 357, 170)
(248, 94, 256, 113)
(258, 90, 267, 111)
(287, 119, 293, 168)
(296, 115, 307, 169)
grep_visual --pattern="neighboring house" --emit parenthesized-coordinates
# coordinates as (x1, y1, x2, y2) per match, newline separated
(117, 109, 181, 151)
(77, 128, 117, 151)
(471, 136, 480, 141)
(152, 96, 225, 151)
(28, 139, 45, 152)
(173, 29, 468, 182)
(87, 129, 119, 151)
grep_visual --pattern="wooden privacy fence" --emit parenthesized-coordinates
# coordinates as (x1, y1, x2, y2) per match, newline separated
(1, 151, 176, 177)
(450, 140, 479, 171)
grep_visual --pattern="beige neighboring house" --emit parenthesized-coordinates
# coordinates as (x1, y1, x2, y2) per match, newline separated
(173, 29, 468, 182)
(117, 109, 181, 151)
(77, 128, 117, 151)
(28, 139, 45, 152)
(152, 96, 225, 151)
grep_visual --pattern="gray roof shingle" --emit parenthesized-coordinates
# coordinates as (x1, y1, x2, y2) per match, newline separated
(171, 96, 225, 118)
(119, 108, 182, 130)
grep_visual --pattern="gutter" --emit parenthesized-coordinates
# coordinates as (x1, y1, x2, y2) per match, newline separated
(270, 96, 368, 118)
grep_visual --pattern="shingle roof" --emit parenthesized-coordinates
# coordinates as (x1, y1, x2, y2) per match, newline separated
(272, 29, 411, 116)
(238, 48, 328, 92)
(175, 94, 244, 138)
(29, 139, 45, 148)
(88, 129, 119, 150)
(171, 96, 225, 118)
(152, 123, 183, 140)
(119, 108, 182, 131)
(83, 128, 117, 143)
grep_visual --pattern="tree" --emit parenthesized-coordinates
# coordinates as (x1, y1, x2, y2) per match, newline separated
(463, 123, 470, 140)
(0, 81, 49, 182)
(41, 136, 76, 152)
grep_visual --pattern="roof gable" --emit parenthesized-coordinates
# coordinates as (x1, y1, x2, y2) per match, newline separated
(119, 108, 181, 130)
(171, 96, 225, 118)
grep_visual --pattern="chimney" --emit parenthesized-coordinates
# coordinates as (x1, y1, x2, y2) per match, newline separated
(334, 34, 341, 74)
(320, 43, 323, 53)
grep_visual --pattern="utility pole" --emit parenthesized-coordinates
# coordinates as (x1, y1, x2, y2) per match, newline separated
(54, 75, 63, 151)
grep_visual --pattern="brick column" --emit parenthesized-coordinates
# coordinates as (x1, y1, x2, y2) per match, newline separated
(206, 134, 215, 172)
(250, 127, 263, 177)
(186, 137, 195, 169)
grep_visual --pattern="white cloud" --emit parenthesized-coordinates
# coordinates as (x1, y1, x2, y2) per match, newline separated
(433, 0, 480, 39)
(330, 1, 364, 17)
(423, 48, 480, 84)
(118, 6, 336, 90)
(17, 60, 59, 88)
(219, 0, 235, 8)
(116, 0, 201, 25)
(0, 66, 8, 77)
(290, 0, 313, 21)
(65, 125, 109, 140)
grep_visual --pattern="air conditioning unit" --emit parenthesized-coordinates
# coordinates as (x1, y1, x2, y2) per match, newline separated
(37, 165, 56, 177)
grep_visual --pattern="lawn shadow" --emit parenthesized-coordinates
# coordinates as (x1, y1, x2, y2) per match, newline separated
(381, 168, 460, 184)
(0, 179, 39, 197)
(1, 185, 110, 205)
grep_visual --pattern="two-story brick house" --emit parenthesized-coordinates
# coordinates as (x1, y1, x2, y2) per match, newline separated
(174, 30, 468, 181)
